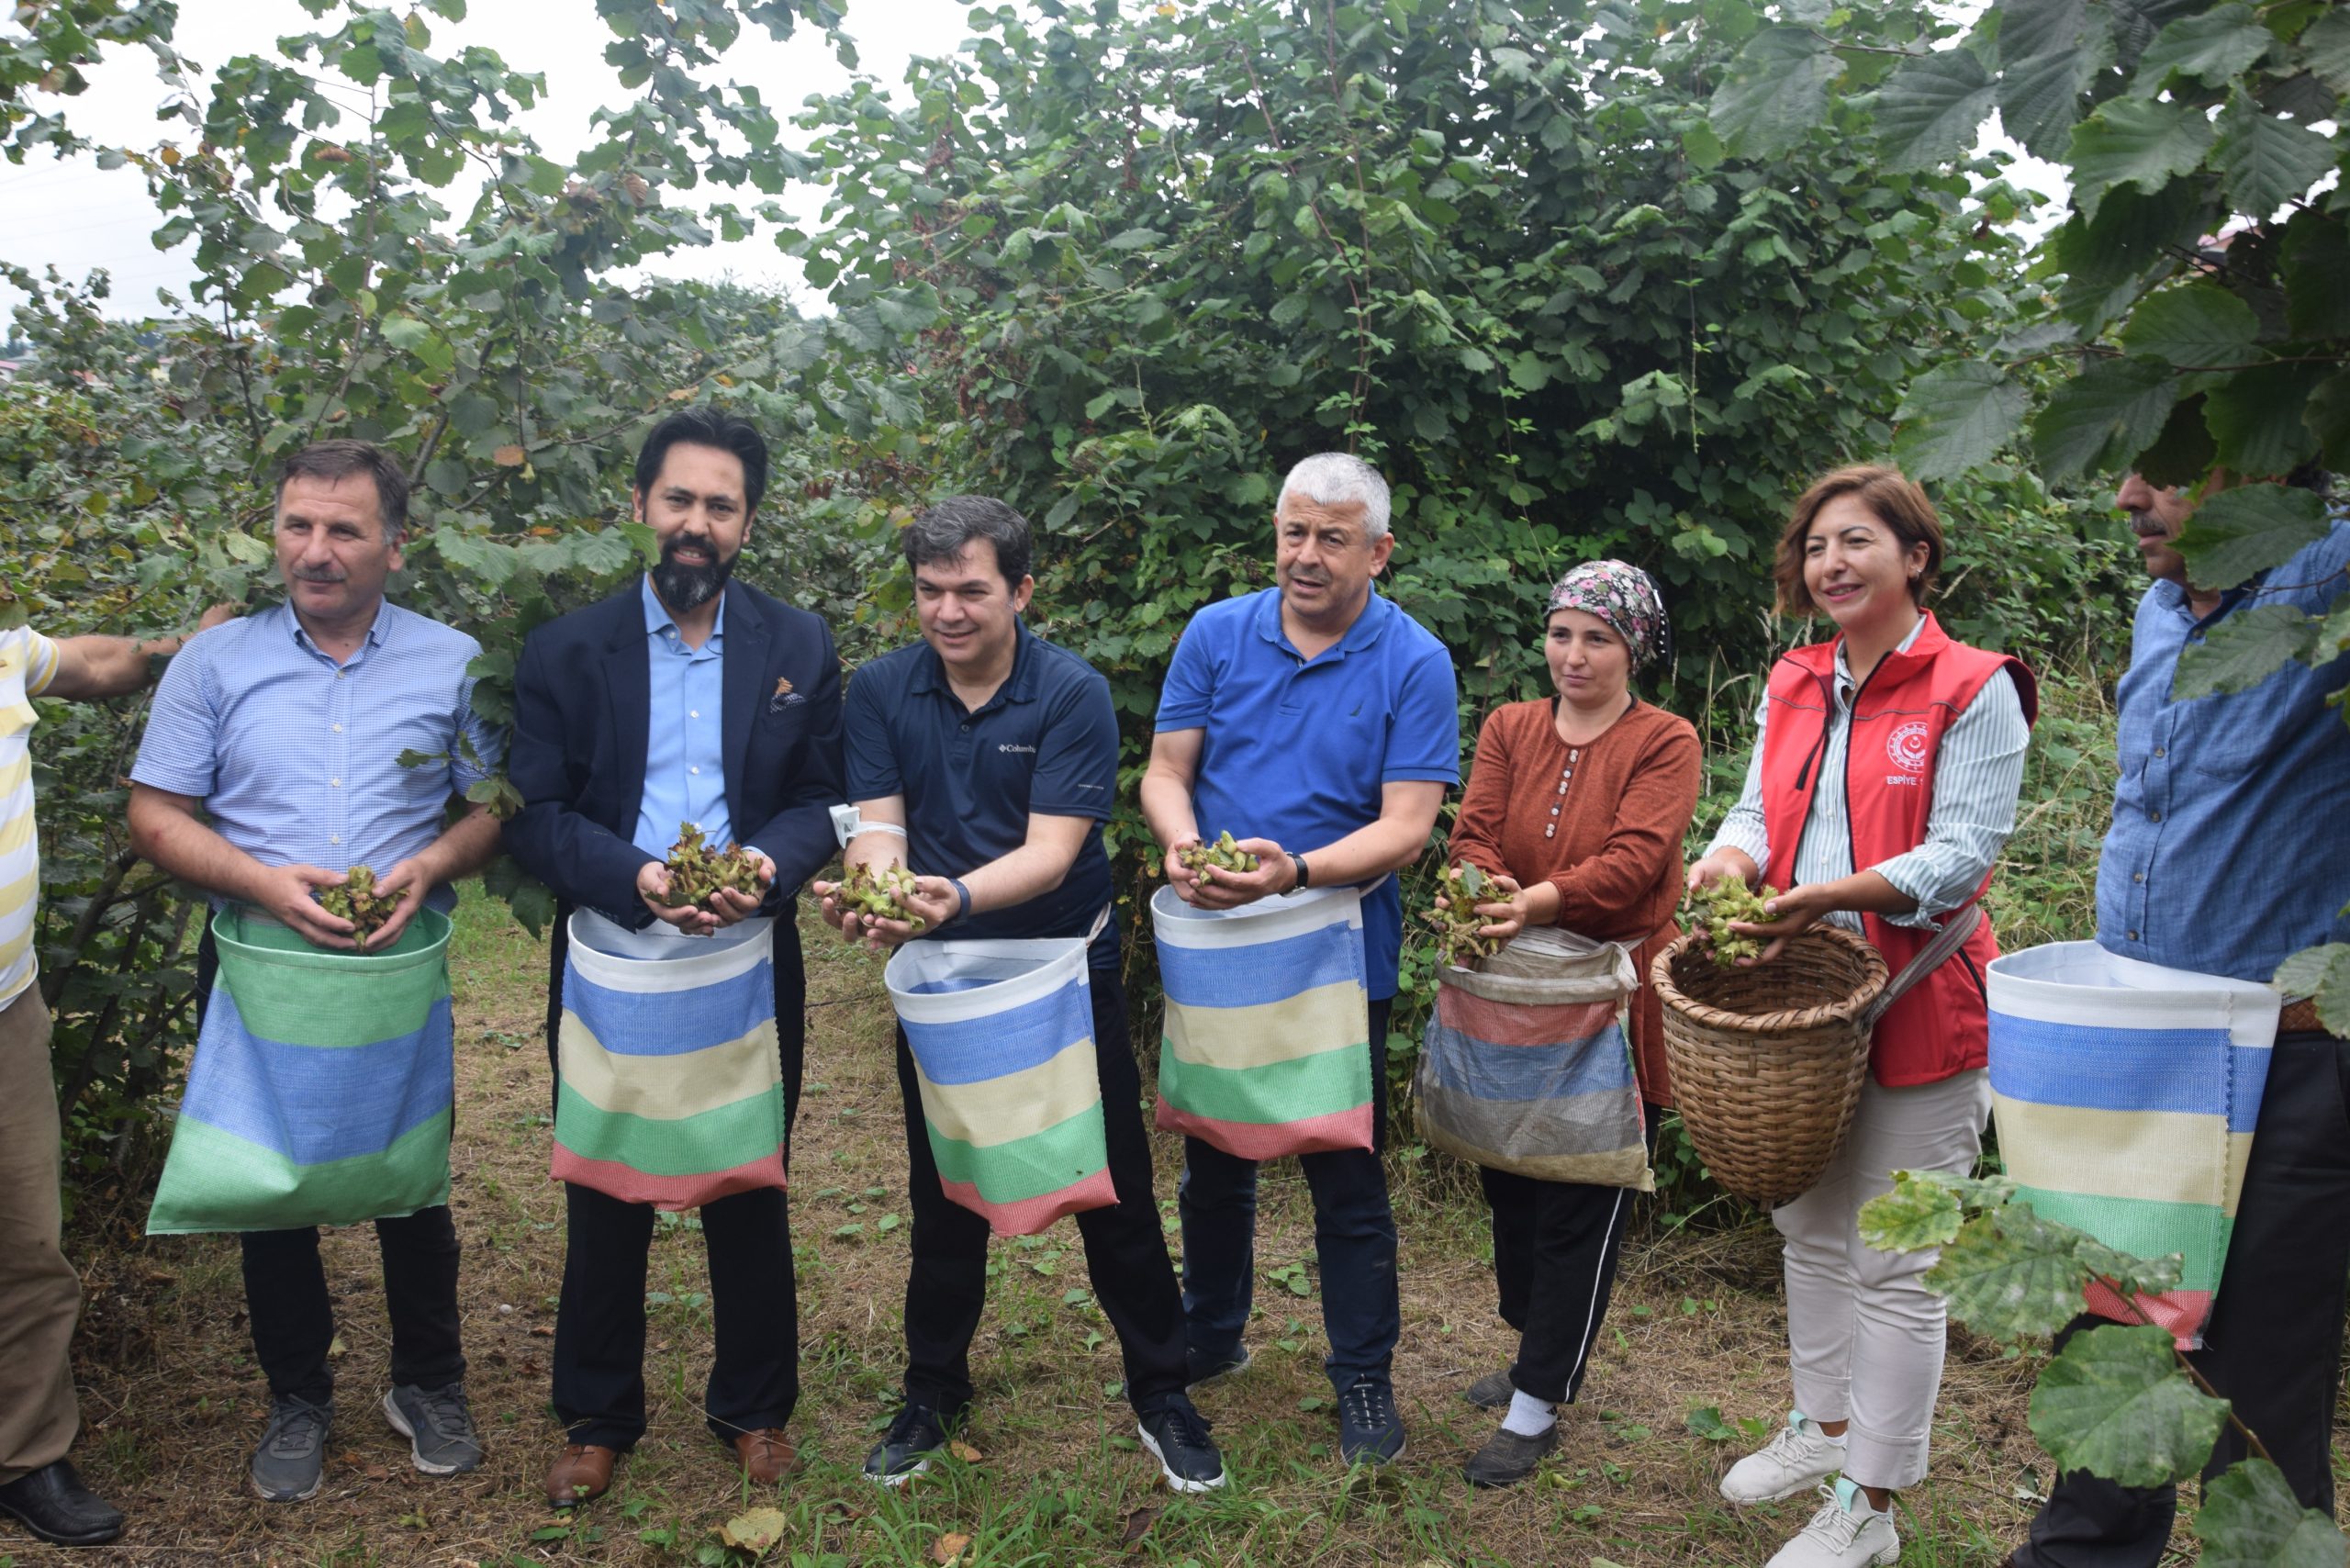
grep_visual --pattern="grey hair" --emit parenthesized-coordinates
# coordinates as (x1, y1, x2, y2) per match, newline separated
(1277, 453, 1392, 539)
(902, 495, 1033, 585)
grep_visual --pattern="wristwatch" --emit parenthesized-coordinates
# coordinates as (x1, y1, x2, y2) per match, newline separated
(1285, 852, 1311, 893)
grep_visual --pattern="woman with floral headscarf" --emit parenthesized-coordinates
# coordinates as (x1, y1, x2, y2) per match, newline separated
(1441, 557, 1699, 1488)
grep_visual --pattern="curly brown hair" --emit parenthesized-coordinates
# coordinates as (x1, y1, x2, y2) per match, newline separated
(1771, 464, 1943, 616)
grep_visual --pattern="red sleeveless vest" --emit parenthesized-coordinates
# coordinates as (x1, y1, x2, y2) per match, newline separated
(1757, 612, 2038, 1087)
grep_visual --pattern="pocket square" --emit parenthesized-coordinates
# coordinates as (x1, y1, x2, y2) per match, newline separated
(767, 675, 807, 713)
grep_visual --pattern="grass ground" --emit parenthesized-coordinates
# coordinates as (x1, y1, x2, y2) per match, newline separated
(11, 882, 2313, 1568)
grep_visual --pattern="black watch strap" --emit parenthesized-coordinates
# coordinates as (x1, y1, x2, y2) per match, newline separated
(1288, 852, 1311, 891)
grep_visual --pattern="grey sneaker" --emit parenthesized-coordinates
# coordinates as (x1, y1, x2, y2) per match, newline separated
(384, 1383, 484, 1476)
(250, 1395, 334, 1503)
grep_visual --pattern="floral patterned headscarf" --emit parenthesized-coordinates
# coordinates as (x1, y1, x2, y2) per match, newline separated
(1545, 559, 1673, 673)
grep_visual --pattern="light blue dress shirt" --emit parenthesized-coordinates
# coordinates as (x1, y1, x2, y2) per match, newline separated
(129, 599, 501, 913)
(632, 576, 738, 859)
(2095, 517, 2350, 983)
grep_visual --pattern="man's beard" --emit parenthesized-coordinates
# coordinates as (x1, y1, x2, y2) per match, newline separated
(652, 535, 735, 611)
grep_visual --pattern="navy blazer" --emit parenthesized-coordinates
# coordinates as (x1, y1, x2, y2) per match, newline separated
(503, 577, 846, 930)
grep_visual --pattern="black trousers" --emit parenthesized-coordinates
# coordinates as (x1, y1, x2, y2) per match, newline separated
(543, 912, 807, 1450)
(196, 929, 467, 1407)
(892, 964, 1187, 1419)
(1480, 1103, 1662, 1406)
(2018, 1030, 2350, 1568)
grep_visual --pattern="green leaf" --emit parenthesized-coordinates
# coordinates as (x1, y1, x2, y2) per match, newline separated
(2068, 97, 2219, 223)
(2117, 282, 2259, 369)
(2195, 1458, 2349, 1567)
(2031, 1324, 2230, 1488)
(2206, 361, 2330, 479)
(2281, 216, 2350, 341)
(2304, 371, 2350, 472)
(1893, 362, 2028, 480)
(2032, 356, 2178, 481)
(1710, 28, 1839, 158)
(2213, 91, 2336, 218)
(1104, 228, 1160, 250)
(2272, 945, 2350, 1037)
(1873, 50, 1998, 172)
(2171, 483, 2332, 588)
(2299, 6, 2350, 95)
(1681, 122, 1726, 170)
(2132, 6, 2272, 93)
(2173, 605, 2322, 700)
(1925, 1204, 2100, 1340)
(1856, 1171, 1964, 1253)
(1997, 0, 2114, 160)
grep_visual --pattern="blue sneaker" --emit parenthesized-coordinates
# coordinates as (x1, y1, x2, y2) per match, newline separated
(1336, 1375, 1405, 1465)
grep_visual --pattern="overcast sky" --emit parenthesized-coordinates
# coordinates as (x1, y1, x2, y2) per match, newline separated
(0, 0, 960, 323)
(0, 2, 2065, 330)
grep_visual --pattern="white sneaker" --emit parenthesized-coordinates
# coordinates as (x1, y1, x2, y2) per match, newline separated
(1764, 1480, 1899, 1567)
(1719, 1409, 1849, 1504)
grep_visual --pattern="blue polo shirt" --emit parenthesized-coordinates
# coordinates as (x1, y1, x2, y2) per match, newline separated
(1156, 587, 1460, 999)
(845, 621, 1120, 966)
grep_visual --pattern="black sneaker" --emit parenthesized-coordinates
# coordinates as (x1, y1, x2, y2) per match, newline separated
(1185, 1342, 1250, 1390)
(1460, 1370, 1514, 1410)
(863, 1402, 947, 1487)
(1137, 1396, 1227, 1493)
(1462, 1421, 1559, 1487)
(1336, 1375, 1405, 1465)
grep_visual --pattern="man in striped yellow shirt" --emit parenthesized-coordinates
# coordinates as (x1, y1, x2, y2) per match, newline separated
(0, 607, 229, 1550)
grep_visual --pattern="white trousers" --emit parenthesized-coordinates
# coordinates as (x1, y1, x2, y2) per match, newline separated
(1771, 1068, 1991, 1491)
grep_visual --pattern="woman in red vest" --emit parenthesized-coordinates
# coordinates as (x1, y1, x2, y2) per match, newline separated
(1684, 466, 2036, 1568)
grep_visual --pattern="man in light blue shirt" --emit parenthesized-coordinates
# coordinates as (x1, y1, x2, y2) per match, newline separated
(129, 440, 503, 1506)
(2013, 474, 2350, 1568)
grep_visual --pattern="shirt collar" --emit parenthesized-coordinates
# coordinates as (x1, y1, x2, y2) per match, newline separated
(906, 619, 1041, 707)
(1251, 584, 1394, 659)
(641, 575, 726, 644)
(284, 597, 396, 657)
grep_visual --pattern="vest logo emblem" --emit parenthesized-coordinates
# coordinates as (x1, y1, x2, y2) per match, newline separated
(1887, 721, 1930, 774)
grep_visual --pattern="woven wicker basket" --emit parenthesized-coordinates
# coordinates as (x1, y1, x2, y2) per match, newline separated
(1651, 925, 1890, 1207)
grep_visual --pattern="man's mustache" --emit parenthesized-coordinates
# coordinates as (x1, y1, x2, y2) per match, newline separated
(290, 566, 346, 583)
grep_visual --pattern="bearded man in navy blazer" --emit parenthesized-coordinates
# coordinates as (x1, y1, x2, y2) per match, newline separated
(503, 408, 845, 1508)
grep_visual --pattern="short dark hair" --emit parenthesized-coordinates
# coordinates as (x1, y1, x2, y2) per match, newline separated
(278, 440, 409, 537)
(902, 496, 1033, 586)
(633, 407, 769, 512)
(1772, 464, 1945, 615)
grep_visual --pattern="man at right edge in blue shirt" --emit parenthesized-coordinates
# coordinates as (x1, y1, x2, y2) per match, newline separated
(1141, 453, 1460, 1466)
(2008, 470, 2350, 1568)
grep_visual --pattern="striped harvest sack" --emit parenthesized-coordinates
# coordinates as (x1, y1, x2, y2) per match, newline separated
(885, 937, 1115, 1238)
(148, 905, 455, 1235)
(1151, 884, 1374, 1159)
(1987, 941, 2280, 1348)
(1416, 927, 1652, 1190)
(555, 912, 787, 1211)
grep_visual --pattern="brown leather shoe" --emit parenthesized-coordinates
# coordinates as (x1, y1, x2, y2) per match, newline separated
(544, 1443, 617, 1508)
(732, 1428, 802, 1484)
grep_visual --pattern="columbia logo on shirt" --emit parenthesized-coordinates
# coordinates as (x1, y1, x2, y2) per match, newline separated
(998, 743, 1036, 754)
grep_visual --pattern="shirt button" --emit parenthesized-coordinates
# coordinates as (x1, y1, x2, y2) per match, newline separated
(330, 723, 342, 734)
(2154, 746, 2165, 757)
(959, 723, 970, 733)
(689, 710, 699, 719)
(2148, 811, 2161, 823)
(2127, 930, 2140, 942)
(689, 766, 700, 775)
(330, 834, 341, 846)
(330, 778, 341, 788)
(2133, 871, 2145, 883)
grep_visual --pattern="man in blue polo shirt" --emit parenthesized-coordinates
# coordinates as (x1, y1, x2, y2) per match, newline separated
(2009, 472, 2350, 1568)
(813, 496, 1225, 1495)
(1140, 452, 1460, 1465)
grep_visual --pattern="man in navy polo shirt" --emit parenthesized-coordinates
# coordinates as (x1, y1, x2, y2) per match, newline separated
(1140, 452, 1460, 1465)
(812, 496, 1225, 1495)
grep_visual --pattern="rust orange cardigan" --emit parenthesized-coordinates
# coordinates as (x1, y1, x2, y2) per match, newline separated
(1445, 696, 1701, 1107)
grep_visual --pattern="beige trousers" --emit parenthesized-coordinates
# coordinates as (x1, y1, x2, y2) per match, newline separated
(0, 986, 82, 1482)
(1771, 1068, 1991, 1491)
